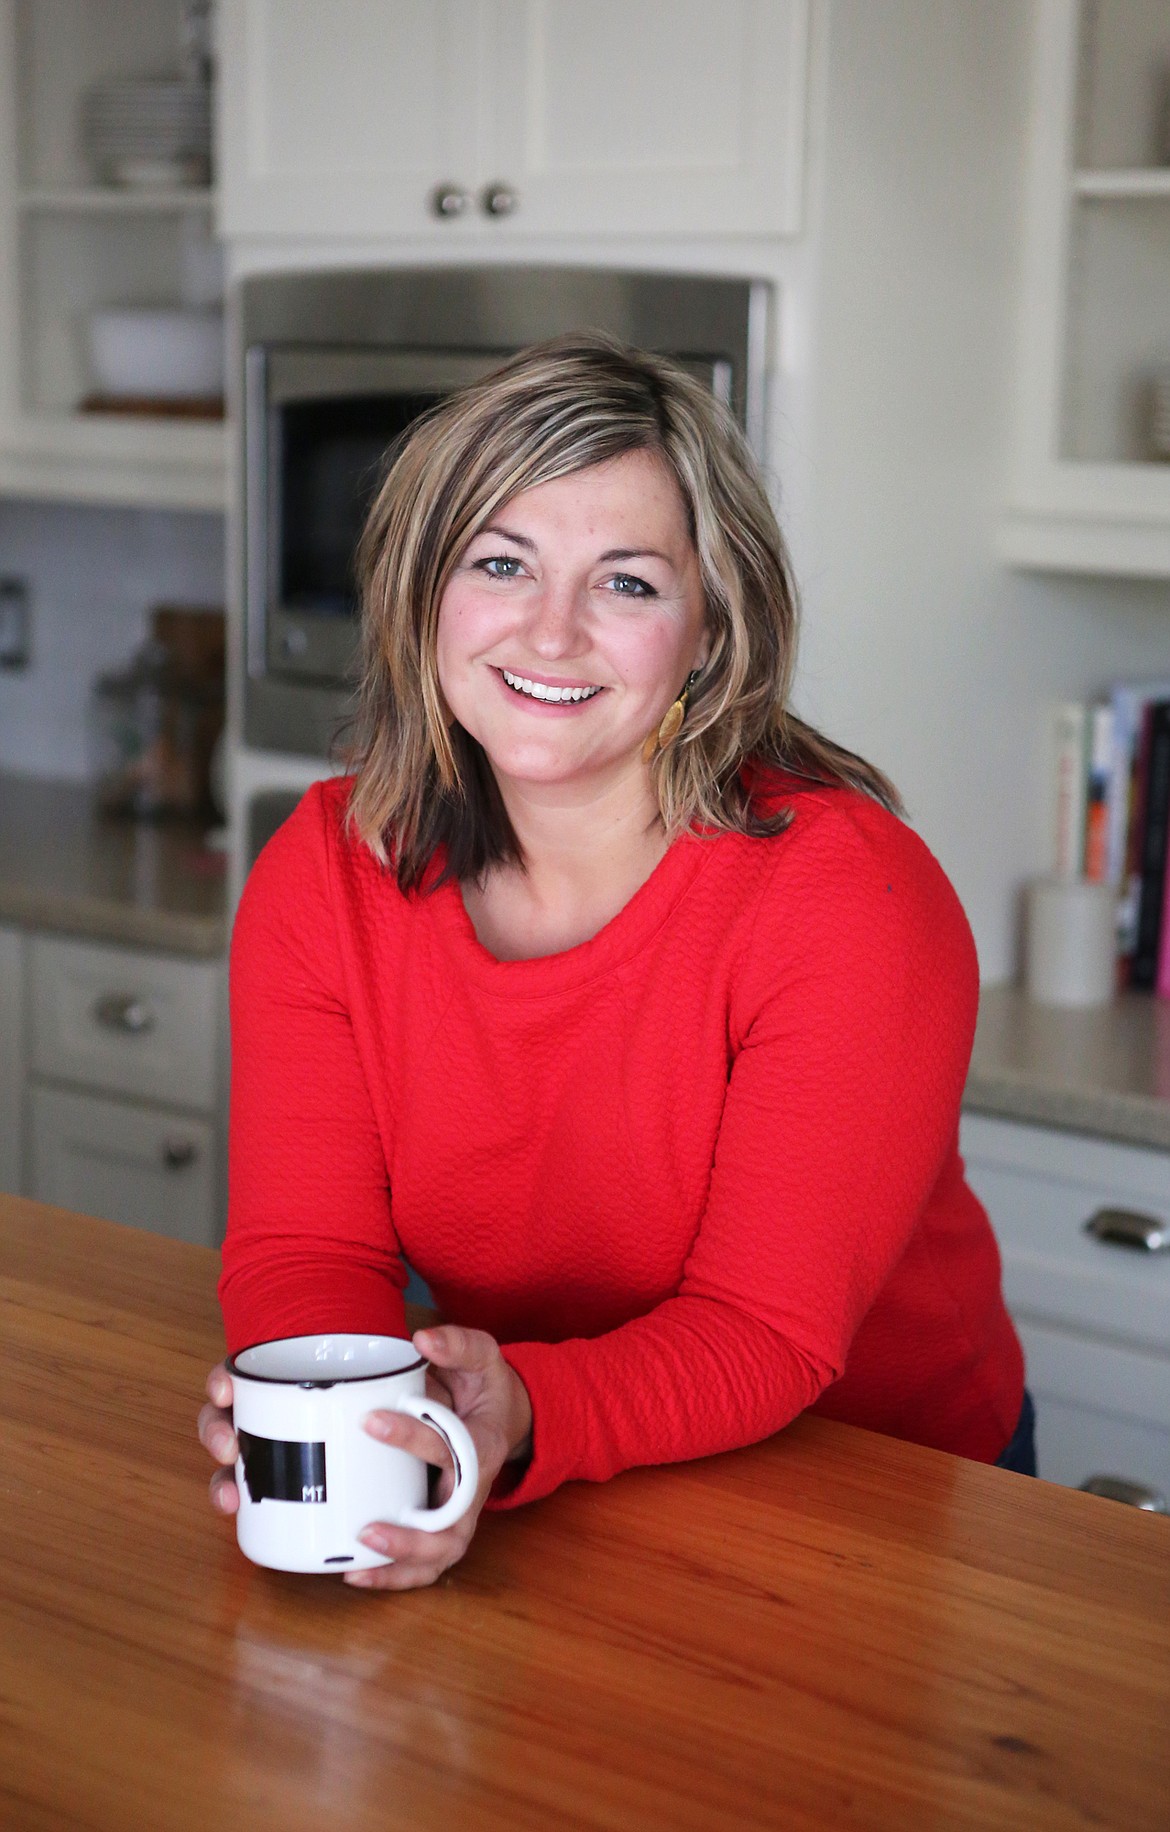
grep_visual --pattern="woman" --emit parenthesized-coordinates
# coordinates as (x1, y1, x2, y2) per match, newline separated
(199, 333, 1028, 1590)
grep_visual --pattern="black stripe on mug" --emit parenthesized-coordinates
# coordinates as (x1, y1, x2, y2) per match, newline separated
(237, 1429, 327, 1504)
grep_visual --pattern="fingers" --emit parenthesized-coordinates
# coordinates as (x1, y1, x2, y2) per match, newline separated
(413, 1323, 499, 1372)
(209, 1466, 240, 1516)
(197, 1399, 238, 1466)
(362, 1407, 454, 1474)
(205, 1362, 232, 1409)
(344, 1518, 471, 1591)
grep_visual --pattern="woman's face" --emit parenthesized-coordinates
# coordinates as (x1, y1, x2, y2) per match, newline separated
(435, 448, 710, 803)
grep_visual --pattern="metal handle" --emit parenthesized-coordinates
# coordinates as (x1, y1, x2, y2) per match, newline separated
(92, 993, 156, 1036)
(162, 1139, 197, 1171)
(1079, 1475, 1167, 1513)
(429, 183, 472, 219)
(1084, 1208, 1170, 1253)
(480, 182, 518, 218)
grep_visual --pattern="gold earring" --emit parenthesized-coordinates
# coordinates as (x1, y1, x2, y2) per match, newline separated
(642, 670, 701, 764)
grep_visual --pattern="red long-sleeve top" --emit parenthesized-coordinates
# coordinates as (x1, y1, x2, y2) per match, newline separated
(221, 772, 1023, 1506)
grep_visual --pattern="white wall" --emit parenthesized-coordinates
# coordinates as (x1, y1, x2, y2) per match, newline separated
(795, 0, 1170, 983)
(0, 498, 224, 779)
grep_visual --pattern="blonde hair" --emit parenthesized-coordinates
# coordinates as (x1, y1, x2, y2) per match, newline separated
(348, 332, 898, 888)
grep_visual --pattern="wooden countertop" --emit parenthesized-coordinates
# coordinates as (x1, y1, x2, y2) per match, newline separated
(0, 770, 226, 957)
(2, 1194, 1168, 1831)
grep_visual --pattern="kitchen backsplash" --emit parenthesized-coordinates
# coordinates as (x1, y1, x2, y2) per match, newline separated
(0, 498, 224, 779)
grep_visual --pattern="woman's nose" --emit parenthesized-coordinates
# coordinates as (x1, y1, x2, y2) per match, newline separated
(525, 580, 590, 657)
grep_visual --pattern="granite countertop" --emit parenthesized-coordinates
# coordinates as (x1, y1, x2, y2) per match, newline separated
(965, 983, 1170, 1153)
(0, 772, 227, 958)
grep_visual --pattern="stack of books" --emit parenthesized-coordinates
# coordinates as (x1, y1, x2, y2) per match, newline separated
(1050, 682, 1170, 995)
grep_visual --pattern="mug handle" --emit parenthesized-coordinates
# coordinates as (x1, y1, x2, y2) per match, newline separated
(387, 1394, 480, 1531)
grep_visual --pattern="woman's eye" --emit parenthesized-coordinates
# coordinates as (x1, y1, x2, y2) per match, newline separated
(607, 573, 656, 598)
(476, 555, 525, 580)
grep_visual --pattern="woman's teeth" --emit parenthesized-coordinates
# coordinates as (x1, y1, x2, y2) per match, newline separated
(501, 669, 602, 703)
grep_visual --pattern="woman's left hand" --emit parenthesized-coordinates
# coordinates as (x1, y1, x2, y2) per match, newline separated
(345, 1323, 532, 1591)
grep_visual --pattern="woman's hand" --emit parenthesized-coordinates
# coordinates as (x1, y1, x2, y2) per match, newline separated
(346, 1324, 532, 1592)
(197, 1363, 240, 1516)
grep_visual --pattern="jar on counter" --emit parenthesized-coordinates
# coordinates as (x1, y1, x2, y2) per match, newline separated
(91, 636, 224, 820)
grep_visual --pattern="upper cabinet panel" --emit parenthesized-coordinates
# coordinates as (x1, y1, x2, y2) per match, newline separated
(217, 0, 482, 236)
(216, 0, 808, 240)
(488, 0, 808, 236)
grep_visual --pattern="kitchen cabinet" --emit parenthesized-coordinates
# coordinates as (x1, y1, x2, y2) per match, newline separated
(999, 0, 1170, 576)
(20, 931, 226, 1247)
(0, 0, 226, 510)
(29, 1085, 217, 1244)
(962, 1110, 1170, 1506)
(216, 0, 808, 241)
(0, 923, 23, 1194)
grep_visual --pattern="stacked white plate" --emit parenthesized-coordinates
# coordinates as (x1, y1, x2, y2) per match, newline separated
(82, 78, 211, 189)
(1151, 370, 1170, 461)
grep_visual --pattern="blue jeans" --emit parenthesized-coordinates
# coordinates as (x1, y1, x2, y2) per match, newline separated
(994, 1388, 1037, 1476)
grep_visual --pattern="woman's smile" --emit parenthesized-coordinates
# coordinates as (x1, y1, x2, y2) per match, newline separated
(496, 667, 606, 706)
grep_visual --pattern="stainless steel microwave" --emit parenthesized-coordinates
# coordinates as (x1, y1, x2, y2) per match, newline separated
(241, 266, 770, 758)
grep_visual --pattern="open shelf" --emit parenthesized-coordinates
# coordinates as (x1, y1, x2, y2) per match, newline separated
(17, 186, 215, 215)
(0, 0, 225, 511)
(1072, 167, 1170, 198)
(1001, 0, 1170, 573)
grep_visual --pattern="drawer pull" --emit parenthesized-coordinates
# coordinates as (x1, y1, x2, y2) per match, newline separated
(429, 183, 471, 219)
(162, 1139, 197, 1171)
(1083, 1208, 1170, 1253)
(92, 993, 156, 1037)
(1079, 1475, 1167, 1513)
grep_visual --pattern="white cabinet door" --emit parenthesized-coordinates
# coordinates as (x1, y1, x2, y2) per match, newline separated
(0, 925, 23, 1195)
(962, 1111, 1170, 1503)
(217, 0, 808, 239)
(489, 0, 808, 237)
(29, 1084, 219, 1248)
(217, 0, 484, 237)
(1018, 1320, 1170, 1508)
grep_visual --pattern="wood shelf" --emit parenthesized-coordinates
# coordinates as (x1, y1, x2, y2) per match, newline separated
(1072, 168, 1170, 200)
(17, 187, 215, 215)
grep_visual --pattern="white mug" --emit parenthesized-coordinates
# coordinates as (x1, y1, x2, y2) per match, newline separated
(226, 1334, 479, 1574)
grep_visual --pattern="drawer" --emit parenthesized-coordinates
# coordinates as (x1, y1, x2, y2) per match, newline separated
(29, 1084, 219, 1248)
(960, 1114, 1170, 1355)
(29, 934, 219, 1110)
(1018, 1320, 1170, 1507)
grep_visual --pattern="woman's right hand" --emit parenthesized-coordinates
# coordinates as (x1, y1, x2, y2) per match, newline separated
(197, 1362, 240, 1517)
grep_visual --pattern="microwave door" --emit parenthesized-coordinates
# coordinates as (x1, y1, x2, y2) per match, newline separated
(246, 347, 508, 688)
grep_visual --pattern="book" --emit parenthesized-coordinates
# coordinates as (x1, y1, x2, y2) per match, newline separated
(1050, 701, 1088, 880)
(1130, 699, 1170, 990)
(1156, 833, 1170, 997)
(1083, 703, 1114, 882)
(1106, 680, 1170, 891)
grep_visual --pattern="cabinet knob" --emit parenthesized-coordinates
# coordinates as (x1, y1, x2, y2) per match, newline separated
(1079, 1475, 1167, 1512)
(429, 183, 472, 219)
(92, 993, 156, 1036)
(1084, 1208, 1170, 1253)
(480, 182, 518, 218)
(162, 1139, 198, 1171)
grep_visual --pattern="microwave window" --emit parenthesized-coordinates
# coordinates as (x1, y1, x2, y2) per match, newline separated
(279, 393, 438, 616)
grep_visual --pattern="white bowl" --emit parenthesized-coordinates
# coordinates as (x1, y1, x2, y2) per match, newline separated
(87, 307, 224, 400)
